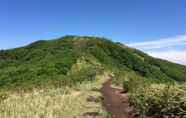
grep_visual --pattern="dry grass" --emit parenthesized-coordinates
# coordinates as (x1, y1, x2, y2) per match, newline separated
(0, 74, 109, 118)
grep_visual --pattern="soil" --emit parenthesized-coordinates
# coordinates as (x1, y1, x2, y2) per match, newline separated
(100, 78, 139, 118)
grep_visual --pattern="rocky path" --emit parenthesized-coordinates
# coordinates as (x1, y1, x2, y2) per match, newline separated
(100, 78, 139, 118)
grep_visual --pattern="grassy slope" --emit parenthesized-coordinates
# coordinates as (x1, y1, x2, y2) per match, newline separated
(0, 55, 109, 118)
(0, 36, 186, 118)
(0, 35, 186, 91)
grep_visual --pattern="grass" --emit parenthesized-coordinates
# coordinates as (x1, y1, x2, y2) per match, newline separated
(0, 73, 109, 118)
(121, 73, 186, 118)
(1, 36, 186, 92)
(1, 36, 186, 118)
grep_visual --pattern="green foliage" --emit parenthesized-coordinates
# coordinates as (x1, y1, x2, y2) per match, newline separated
(0, 35, 186, 117)
(0, 37, 82, 90)
(0, 35, 186, 91)
(133, 84, 186, 117)
(85, 38, 186, 82)
(121, 73, 186, 118)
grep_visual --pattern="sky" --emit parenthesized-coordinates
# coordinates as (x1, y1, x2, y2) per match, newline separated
(0, 0, 186, 65)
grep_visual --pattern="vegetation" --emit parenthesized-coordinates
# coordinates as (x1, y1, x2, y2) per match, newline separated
(0, 36, 186, 91)
(0, 73, 108, 118)
(0, 35, 186, 117)
(118, 72, 186, 118)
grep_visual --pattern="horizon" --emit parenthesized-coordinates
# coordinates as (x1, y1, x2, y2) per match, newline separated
(0, 35, 186, 66)
(0, 0, 186, 65)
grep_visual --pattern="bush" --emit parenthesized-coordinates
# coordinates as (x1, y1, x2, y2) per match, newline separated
(125, 77, 186, 118)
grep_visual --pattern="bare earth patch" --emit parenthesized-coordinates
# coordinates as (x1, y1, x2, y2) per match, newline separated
(100, 78, 139, 118)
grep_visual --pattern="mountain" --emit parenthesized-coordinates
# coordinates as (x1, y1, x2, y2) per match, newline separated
(0, 35, 186, 91)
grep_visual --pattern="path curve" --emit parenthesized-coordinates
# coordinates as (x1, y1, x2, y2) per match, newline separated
(100, 77, 139, 118)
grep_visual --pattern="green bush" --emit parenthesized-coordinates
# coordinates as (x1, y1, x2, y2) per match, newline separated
(124, 76, 186, 118)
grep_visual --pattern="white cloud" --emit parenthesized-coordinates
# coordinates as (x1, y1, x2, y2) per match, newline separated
(127, 34, 186, 66)
(148, 51, 186, 66)
(128, 34, 186, 49)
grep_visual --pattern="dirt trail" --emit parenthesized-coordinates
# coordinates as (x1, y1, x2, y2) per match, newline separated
(100, 77, 139, 118)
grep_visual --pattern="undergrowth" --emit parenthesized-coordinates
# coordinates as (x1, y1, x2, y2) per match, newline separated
(120, 73, 186, 118)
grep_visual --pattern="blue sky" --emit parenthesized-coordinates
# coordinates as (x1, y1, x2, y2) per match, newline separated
(0, 0, 186, 65)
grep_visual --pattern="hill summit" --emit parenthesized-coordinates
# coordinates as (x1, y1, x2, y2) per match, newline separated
(0, 35, 186, 90)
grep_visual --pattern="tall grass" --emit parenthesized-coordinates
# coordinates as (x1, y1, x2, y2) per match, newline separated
(0, 74, 108, 118)
(0, 57, 109, 118)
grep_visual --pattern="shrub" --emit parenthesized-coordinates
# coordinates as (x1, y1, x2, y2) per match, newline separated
(125, 77, 186, 118)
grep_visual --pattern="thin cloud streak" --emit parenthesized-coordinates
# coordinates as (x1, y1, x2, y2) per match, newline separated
(128, 35, 186, 49)
(126, 34, 186, 65)
(148, 51, 186, 66)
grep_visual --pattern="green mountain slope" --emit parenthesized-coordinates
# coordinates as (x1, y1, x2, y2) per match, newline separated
(0, 36, 186, 90)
